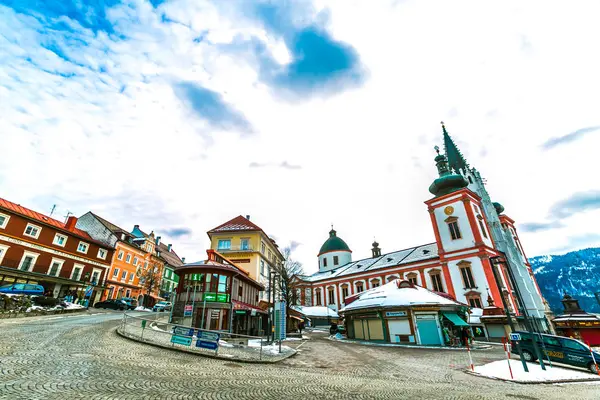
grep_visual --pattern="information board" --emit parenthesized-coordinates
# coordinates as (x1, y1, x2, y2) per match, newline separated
(173, 327, 194, 337)
(171, 335, 192, 346)
(183, 305, 193, 317)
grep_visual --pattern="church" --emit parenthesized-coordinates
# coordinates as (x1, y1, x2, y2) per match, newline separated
(293, 124, 550, 339)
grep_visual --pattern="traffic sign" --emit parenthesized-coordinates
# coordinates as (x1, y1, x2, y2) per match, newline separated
(510, 333, 521, 341)
(196, 340, 218, 350)
(173, 327, 194, 337)
(171, 335, 192, 346)
(198, 330, 220, 342)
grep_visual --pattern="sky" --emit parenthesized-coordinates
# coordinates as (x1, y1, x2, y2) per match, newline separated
(1, 0, 599, 275)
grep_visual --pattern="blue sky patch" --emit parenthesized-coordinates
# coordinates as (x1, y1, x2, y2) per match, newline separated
(173, 81, 253, 134)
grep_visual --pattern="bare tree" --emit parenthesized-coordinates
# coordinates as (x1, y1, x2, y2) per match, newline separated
(273, 247, 303, 307)
(138, 263, 162, 299)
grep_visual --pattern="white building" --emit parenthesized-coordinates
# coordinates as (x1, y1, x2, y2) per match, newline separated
(293, 124, 550, 338)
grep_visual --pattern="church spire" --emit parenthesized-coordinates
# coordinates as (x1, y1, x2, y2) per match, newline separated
(441, 122, 469, 174)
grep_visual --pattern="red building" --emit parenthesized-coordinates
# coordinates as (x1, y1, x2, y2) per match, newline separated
(0, 198, 114, 303)
(552, 294, 600, 346)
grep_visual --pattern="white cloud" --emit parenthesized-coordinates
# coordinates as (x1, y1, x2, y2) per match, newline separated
(1, 0, 599, 273)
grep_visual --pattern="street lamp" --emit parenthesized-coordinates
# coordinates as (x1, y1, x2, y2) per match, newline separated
(490, 255, 546, 371)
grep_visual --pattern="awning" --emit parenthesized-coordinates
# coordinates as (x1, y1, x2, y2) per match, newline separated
(289, 315, 304, 322)
(147, 293, 165, 301)
(443, 312, 469, 327)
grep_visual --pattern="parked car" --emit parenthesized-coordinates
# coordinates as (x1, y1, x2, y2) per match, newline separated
(0, 283, 45, 296)
(153, 301, 172, 312)
(511, 331, 600, 373)
(94, 299, 128, 311)
(121, 298, 138, 310)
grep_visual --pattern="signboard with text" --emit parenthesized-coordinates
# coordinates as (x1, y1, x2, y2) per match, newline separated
(171, 335, 192, 346)
(196, 340, 218, 350)
(183, 305, 193, 317)
(173, 327, 194, 337)
(510, 333, 521, 341)
(385, 311, 407, 317)
(203, 292, 230, 303)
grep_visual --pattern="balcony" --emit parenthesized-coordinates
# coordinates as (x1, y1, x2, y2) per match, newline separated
(217, 245, 255, 253)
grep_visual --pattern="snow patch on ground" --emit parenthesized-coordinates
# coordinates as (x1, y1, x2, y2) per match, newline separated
(474, 360, 598, 382)
(134, 306, 153, 312)
(63, 302, 85, 310)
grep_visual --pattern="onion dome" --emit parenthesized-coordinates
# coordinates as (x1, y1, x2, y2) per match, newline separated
(493, 202, 505, 215)
(428, 145, 468, 197)
(318, 228, 351, 256)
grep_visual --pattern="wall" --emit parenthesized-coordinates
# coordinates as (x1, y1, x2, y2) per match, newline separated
(318, 250, 352, 273)
(433, 198, 476, 253)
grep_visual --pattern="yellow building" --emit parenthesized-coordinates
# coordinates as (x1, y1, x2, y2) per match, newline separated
(207, 215, 284, 301)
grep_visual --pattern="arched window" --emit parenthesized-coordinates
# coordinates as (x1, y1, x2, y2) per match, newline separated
(355, 281, 364, 293)
(327, 286, 335, 305)
(457, 261, 477, 289)
(465, 290, 482, 308)
(370, 279, 381, 288)
(387, 275, 399, 282)
(315, 289, 322, 306)
(341, 284, 349, 301)
(477, 215, 488, 239)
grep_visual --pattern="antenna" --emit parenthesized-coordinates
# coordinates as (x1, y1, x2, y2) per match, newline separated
(64, 211, 73, 224)
(49, 204, 56, 217)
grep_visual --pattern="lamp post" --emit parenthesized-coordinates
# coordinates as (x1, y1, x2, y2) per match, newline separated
(490, 255, 546, 371)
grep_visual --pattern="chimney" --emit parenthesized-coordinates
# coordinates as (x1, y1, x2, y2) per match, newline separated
(121, 233, 126, 241)
(167, 244, 172, 251)
(65, 216, 78, 231)
(156, 236, 161, 245)
(246, 215, 250, 220)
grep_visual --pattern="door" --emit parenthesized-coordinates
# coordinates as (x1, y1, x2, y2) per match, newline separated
(367, 319, 384, 340)
(416, 315, 442, 345)
(560, 338, 590, 368)
(354, 319, 365, 339)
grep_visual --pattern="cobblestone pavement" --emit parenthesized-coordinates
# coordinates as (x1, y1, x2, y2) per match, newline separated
(0, 312, 597, 400)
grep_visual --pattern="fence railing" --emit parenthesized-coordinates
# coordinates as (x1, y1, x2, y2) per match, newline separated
(118, 312, 294, 362)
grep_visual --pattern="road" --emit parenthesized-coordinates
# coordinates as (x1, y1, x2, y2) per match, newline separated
(0, 311, 597, 399)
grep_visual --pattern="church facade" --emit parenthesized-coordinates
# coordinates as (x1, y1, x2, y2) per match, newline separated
(293, 124, 550, 334)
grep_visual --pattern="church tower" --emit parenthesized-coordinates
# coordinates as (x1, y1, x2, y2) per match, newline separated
(437, 123, 547, 325)
(317, 228, 352, 272)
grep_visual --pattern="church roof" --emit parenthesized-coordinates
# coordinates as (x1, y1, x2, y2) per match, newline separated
(318, 229, 351, 255)
(302, 243, 438, 282)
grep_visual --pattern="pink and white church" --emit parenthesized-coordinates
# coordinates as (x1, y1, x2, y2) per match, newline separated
(293, 124, 551, 339)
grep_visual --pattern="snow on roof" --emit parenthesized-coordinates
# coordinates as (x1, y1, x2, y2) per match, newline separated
(292, 305, 339, 318)
(340, 279, 460, 312)
(300, 243, 439, 282)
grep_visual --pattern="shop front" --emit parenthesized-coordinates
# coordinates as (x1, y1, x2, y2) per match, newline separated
(341, 279, 469, 346)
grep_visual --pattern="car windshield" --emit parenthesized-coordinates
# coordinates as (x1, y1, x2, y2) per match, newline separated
(157, 302, 168, 306)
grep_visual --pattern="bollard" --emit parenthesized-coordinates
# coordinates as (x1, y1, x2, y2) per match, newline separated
(466, 342, 474, 371)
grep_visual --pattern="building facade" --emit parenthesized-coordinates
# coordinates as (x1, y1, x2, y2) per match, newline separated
(157, 242, 183, 301)
(293, 124, 549, 338)
(207, 215, 284, 301)
(172, 250, 266, 335)
(0, 198, 113, 303)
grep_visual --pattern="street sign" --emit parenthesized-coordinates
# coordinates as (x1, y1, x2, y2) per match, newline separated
(141, 320, 147, 329)
(173, 327, 194, 337)
(235, 310, 247, 315)
(385, 311, 407, 317)
(196, 340, 218, 350)
(198, 330, 220, 342)
(171, 335, 192, 346)
(510, 333, 521, 341)
(184, 305, 193, 317)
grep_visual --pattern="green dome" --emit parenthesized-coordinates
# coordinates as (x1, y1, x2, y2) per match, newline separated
(428, 150, 468, 197)
(318, 229, 351, 255)
(493, 202, 505, 215)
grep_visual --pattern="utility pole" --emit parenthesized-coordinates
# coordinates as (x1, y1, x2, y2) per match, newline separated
(267, 269, 272, 344)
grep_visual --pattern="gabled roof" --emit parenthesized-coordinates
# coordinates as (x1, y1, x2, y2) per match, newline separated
(208, 215, 264, 234)
(157, 242, 184, 267)
(91, 212, 132, 237)
(0, 197, 95, 243)
(300, 243, 438, 282)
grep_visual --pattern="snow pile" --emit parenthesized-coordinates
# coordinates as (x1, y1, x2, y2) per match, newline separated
(63, 302, 85, 310)
(26, 305, 45, 312)
(474, 360, 597, 382)
(292, 305, 339, 318)
(134, 306, 153, 312)
(340, 279, 460, 312)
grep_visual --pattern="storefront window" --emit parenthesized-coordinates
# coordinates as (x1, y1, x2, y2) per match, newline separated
(218, 275, 227, 293)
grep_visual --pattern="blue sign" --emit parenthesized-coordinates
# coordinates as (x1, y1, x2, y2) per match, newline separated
(198, 330, 220, 342)
(171, 335, 192, 346)
(196, 339, 218, 350)
(84, 286, 93, 298)
(172, 327, 194, 337)
(510, 333, 521, 341)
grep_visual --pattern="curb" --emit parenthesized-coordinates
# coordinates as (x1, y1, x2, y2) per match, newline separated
(115, 327, 297, 364)
(463, 369, 600, 385)
(327, 336, 493, 351)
